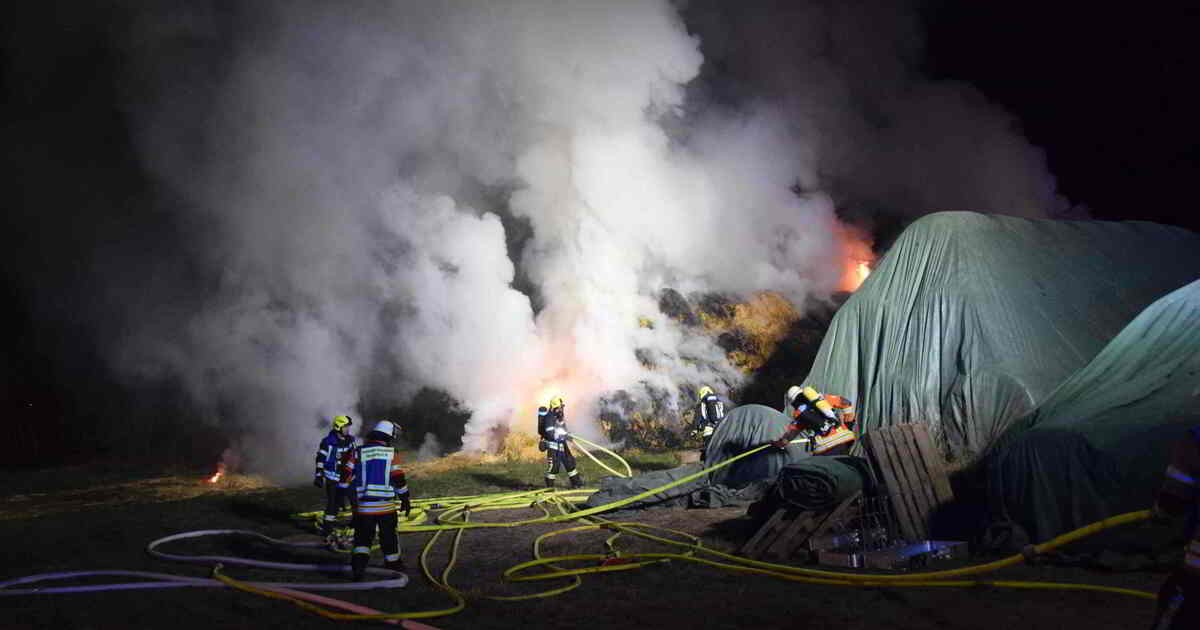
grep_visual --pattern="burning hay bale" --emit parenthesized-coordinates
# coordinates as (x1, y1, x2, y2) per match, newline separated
(409, 429, 544, 476)
(663, 290, 803, 372)
(598, 389, 687, 450)
(657, 287, 699, 327)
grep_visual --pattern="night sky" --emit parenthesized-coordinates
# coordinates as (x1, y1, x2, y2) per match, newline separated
(2, 2, 1197, 467)
(923, 2, 1200, 232)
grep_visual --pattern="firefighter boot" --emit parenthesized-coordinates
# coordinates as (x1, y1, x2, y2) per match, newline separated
(544, 477, 555, 489)
(570, 473, 584, 489)
(351, 553, 369, 582)
(385, 557, 406, 573)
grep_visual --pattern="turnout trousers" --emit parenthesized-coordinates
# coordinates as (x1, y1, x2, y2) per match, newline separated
(322, 482, 354, 533)
(544, 443, 581, 487)
(350, 511, 402, 578)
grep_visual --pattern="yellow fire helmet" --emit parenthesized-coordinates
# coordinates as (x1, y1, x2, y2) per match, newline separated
(548, 396, 565, 411)
(697, 386, 714, 401)
(332, 414, 353, 431)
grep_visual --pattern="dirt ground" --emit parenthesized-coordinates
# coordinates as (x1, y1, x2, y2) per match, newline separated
(0, 470, 1168, 630)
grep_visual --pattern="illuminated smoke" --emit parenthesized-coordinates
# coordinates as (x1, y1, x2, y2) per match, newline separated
(107, 1, 1067, 478)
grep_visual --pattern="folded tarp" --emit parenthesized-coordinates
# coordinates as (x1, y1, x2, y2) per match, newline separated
(802, 212, 1200, 460)
(774, 456, 871, 512)
(986, 279, 1200, 540)
(584, 462, 706, 510)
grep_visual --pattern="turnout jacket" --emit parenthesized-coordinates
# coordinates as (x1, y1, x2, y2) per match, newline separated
(338, 437, 408, 516)
(541, 408, 571, 451)
(316, 430, 358, 484)
(785, 393, 857, 455)
(695, 393, 727, 437)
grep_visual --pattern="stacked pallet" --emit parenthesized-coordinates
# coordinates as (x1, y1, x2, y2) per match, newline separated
(738, 491, 862, 560)
(863, 423, 954, 541)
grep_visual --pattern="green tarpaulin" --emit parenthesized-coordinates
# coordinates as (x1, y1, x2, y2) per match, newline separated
(584, 462, 706, 510)
(803, 211, 1200, 461)
(773, 456, 870, 512)
(986, 279, 1200, 540)
(704, 403, 809, 487)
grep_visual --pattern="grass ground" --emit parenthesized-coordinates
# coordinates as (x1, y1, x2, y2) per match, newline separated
(0, 449, 1170, 630)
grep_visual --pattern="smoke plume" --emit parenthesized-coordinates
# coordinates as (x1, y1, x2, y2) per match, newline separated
(34, 0, 1072, 478)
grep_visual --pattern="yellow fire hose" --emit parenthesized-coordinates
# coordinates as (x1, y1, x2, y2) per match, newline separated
(269, 443, 1157, 624)
(569, 435, 633, 478)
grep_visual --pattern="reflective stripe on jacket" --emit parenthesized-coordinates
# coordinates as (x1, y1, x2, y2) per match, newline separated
(316, 431, 357, 481)
(340, 441, 406, 515)
(812, 423, 857, 455)
(697, 394, 726, 428)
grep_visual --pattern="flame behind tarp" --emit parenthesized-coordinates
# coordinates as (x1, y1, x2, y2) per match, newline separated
(836, 222, 876, 292)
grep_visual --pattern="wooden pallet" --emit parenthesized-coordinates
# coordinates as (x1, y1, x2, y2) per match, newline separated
(739, 491, 863, 560)
(863, 423, 954, 541)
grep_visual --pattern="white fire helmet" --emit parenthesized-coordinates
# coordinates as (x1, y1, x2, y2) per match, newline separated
(785, 385, 803, 408)
(373, 420, 397, 439)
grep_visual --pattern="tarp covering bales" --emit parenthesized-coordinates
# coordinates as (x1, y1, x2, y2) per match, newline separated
(704, 404, 805, 487)
(586, 404, 800, 510)
(588, 403, 801, 511)
(986, 279, 1200, 540)
(803, 211, 1200, 460)
(586, 404, 871, 511)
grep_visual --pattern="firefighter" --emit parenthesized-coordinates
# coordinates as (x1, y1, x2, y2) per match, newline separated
(338, 419, 411, 580)
(1149, 425, 1200, 629)
(541, 396, 583, 489)
(314, 414, 358, 537)
(772, 385, 857, 456)
(694, 386, 727, 462)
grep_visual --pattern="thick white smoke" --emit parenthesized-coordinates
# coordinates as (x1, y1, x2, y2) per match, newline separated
(114, 0, 1063, 479)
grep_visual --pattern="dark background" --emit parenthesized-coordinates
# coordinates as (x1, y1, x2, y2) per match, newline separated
(2, 2, 1197, 468)
(923, 2, 1199, 232)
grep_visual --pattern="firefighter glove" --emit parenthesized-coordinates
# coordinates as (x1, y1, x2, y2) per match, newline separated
(401, 494, 412, 517)
(313, 476, 324, 488)
(771, 437, 790, 450)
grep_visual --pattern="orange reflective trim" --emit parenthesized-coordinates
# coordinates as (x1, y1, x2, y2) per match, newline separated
(813, 426, 858, 454)
(825, 394, 851, 408)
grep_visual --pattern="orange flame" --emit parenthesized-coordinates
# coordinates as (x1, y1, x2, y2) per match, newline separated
(207, 463, 225, 484)
(835, 222, 875, 292)
(856, 260, 871, 283)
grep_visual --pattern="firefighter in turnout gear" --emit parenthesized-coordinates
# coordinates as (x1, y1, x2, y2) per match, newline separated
(694, 386, 726, 462)
(338, 420, 410, 581)
(314, 414, 358, 536)
(540, 396, 583, 489)
(773, 385, 857, 456)
(1149, 425, 1200, 629)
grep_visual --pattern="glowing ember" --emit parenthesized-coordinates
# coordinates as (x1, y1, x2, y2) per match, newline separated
(207, 464, 225, 484)
(857, 261, 871, 283)
(205, 448, 240, 484)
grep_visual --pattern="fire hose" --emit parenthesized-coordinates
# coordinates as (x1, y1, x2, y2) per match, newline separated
(568, 434, 633, 478)
(2, 442, 1159, 626)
